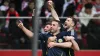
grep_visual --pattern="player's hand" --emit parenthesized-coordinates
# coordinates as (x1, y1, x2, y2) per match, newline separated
(64, 36, 75, 41)
(48, 42, 55, 48)
(16, 20, 24, 29)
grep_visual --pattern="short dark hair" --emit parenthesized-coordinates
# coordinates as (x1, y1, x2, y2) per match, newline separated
(49, 19, 61, 27)
(85, 3, 93, 9)
(72, 18, 77, 26)
(45, 21, 51, 25)
(67, 17, 77, 26)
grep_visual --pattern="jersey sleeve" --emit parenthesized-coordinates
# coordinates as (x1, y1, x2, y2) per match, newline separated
(73, 31, 78, 42)
(38, 33, 45, 40)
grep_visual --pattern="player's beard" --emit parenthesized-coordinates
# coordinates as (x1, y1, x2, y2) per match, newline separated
(50, 29, 57, 34)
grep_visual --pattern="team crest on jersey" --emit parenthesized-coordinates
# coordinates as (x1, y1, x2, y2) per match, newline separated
(58, 39, 63, 43)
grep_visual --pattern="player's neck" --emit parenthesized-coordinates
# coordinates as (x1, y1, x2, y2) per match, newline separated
(67, 27, 73, 31)
(53, 30, 60, 36)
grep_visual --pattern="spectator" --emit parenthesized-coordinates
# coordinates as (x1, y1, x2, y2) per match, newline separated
(21, 0, 28, 11)
(87, 14, 100, 49)
(93, 0, 100, 13)
(0, 0, 9, 16)
(21, 1, 34, 30)
(75, 0, 96, 15)
(10, 0, 21, 13)
(52, 0, 64, 16)
(61, 0, 75, 17)
(5, 3, 23, 49)
(40, 0, 52, 26)
(0, 0, 9, 11)
(75, 0, 88, 15)
(0, 0, 3, 5)
(79, 3, 97, 48)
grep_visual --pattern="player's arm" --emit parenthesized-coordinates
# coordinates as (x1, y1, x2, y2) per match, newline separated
(17, 20, 33, 38)
(70, 39, 80, 51)
(48, 1, 60, 21)
(48, 42, 72, 48)
(64, 36, 80, 51)
(54, 42, 72, 48)
(47, 36, 57, 43)
(48, 36, 72, 48)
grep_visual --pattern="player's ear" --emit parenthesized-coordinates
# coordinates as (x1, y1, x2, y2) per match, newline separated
(58, 27, 61, 30)
(71, 22, 74, 27)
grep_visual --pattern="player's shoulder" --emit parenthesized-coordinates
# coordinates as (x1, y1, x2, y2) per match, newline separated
(57, 31, 68, 37)
(46, 32, 53, 38)
(60, 31, 67, 34)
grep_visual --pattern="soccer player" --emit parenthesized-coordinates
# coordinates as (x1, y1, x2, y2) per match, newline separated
(17, 20, 51, 56)
(47, 1, 80, 56)
(47, 19, 73, 56)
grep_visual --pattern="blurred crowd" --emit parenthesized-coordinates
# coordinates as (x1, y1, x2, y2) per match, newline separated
(0, 0, 34, 49)
(0, 0, 100, 49)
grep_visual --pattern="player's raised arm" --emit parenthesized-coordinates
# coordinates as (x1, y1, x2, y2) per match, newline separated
(16, 20, 33, 38)
(47, 0, 60, 21)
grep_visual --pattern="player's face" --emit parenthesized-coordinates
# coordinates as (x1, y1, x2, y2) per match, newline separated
(43, 25, 51, 32)
(51, 21, 60, 33)
(64, 18, 74, 28)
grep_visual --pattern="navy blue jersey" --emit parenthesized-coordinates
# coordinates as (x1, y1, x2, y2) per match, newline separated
(61, 30, 77, 40)
(47, 32, 70, 56)
(38, 33, 52, 56)
(47, 29, 77, 56)
(61, 30, 78, 56)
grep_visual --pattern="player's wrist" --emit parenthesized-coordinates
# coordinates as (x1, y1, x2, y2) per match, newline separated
(53, 42, 57, 46)
(70, 39, 75, 43)
(21, 26, 25, 30)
